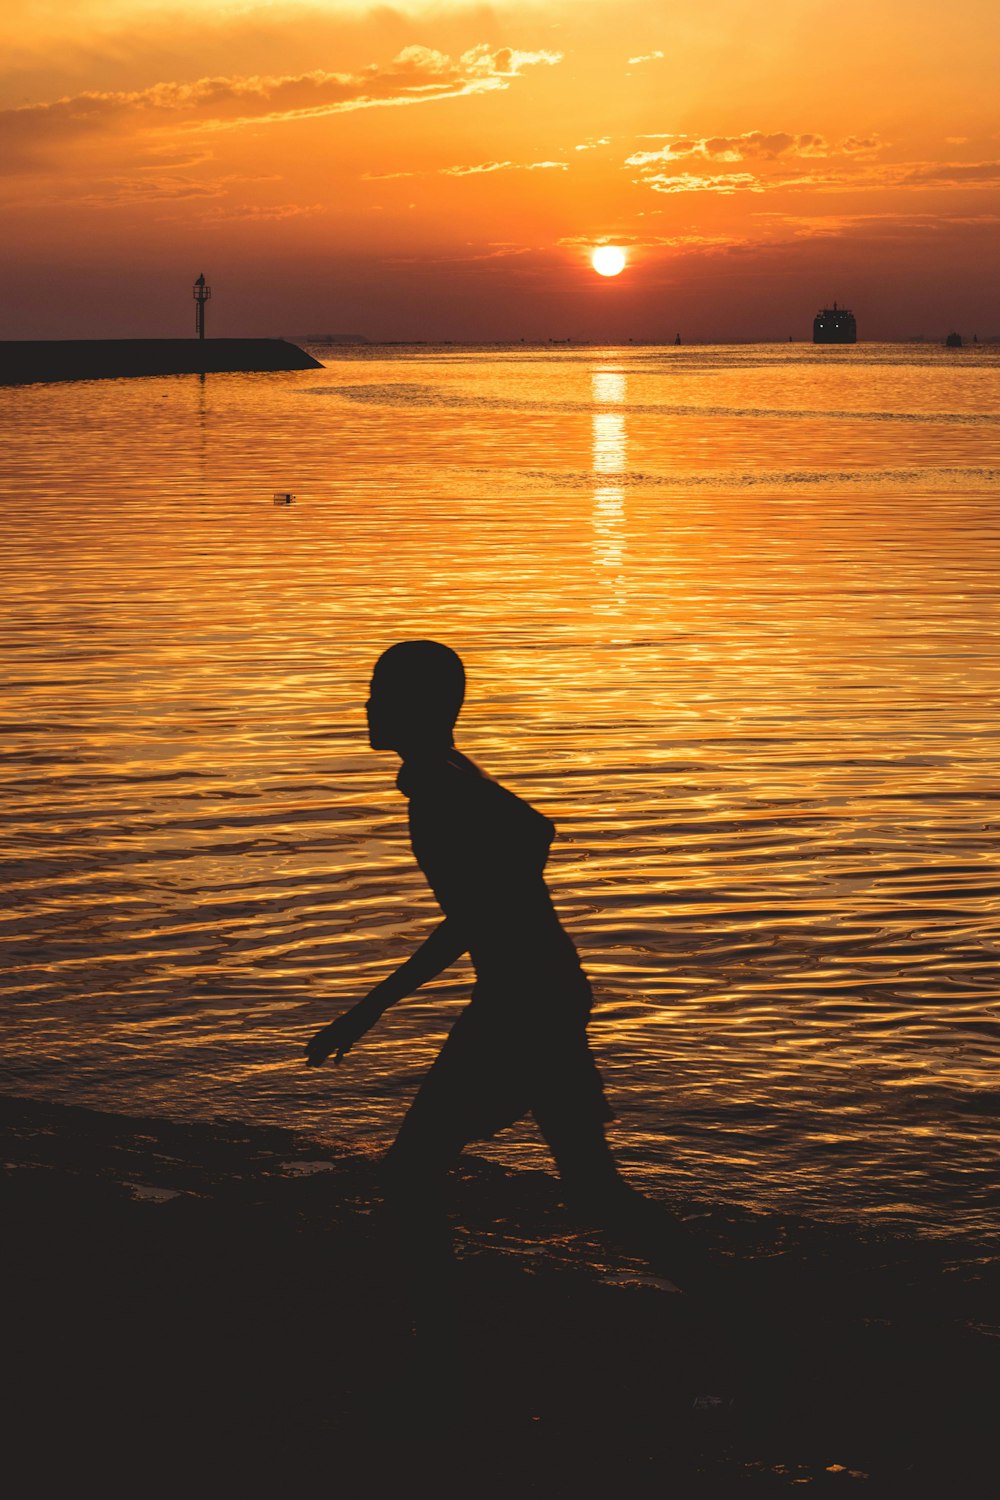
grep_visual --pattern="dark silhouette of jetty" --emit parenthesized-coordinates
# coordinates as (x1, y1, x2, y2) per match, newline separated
(0, 338, 321, 386)
(813, 301, 857, 343)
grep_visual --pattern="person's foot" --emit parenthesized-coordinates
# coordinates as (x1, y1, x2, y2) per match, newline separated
(617, 1192, 713, 1294)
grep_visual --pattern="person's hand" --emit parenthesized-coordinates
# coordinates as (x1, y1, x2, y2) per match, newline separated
(305, 1004, 374, 1067)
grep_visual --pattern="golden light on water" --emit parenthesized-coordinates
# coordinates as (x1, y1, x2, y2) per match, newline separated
(1, 345, 999, 1233)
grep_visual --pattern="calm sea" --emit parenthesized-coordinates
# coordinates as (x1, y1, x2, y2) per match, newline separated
(2, 343, 998, 1241)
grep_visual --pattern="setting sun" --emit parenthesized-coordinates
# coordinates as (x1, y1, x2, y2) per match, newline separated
(591, 246, 626, 278)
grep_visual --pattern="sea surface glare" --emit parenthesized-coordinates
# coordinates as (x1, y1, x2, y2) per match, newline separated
(2, 344, 998, 1242)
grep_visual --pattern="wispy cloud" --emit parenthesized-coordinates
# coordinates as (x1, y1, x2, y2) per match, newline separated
(629, 150, 1000, 200)
(771, 159, 1000, 194)
(441, 160, 514, 176)
(619, 130, 1000, 201)
(469, 243, 535, 259)
(637, 171, 765, 195)
(76, 175, 227, 207)
(627, 51, 664, 66)
(196, 201, 324, 223)
(627, 132, 884, 168)
(1, 45, 563, 169)
(28, 168, 276, 209)
(558, 230, 741, 250)
(900, 159, 1000, 185)
(751, 208, 1000, 243)
(440, 159, 567, 176)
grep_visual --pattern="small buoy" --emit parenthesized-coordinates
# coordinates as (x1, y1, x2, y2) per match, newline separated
(273, 492, 295, 505)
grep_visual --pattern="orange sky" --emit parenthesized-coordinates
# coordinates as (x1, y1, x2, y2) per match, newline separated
(2, 1, 998, 341)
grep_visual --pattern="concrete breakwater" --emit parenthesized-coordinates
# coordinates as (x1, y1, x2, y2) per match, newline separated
(0, 338, 322, 385)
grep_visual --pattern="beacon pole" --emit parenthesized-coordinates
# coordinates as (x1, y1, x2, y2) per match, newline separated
(193, 274, 212, 339)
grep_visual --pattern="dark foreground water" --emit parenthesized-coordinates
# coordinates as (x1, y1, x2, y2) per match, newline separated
(2, 343, 998, 1244)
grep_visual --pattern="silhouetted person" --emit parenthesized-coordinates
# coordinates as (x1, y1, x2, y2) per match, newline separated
(306, 641, 689, 1352)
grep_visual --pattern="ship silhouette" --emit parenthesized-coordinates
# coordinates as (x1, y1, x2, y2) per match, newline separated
(813, 301, 857, 344)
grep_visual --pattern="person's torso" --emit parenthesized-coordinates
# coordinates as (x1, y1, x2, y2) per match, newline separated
(400, 751, 587, 1000)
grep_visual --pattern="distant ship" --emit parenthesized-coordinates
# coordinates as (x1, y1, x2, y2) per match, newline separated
(813, 301, 857, 344)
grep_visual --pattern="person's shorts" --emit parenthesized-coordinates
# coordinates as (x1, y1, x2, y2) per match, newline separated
(387, 988, 615, 1163)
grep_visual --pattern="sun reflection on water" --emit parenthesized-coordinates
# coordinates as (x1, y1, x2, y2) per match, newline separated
(591, 368, 628, 602)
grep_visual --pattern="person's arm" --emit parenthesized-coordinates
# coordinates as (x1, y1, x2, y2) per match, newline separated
(304, 916, 468, 1066)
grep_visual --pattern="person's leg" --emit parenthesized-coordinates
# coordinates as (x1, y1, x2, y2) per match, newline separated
(537, 1102, 738, 1412)
(538, 1103, 707, 1284)
(530, 1030, 704, 1285)
(526, 1027, 630, 1216)
(381, 1097, 467, 1359)
(535, 1099, 640, 1218)
(380, 1011, 527, 1358)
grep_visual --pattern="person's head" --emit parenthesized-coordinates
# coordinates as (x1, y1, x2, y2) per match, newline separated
(366, 640, 466, 756)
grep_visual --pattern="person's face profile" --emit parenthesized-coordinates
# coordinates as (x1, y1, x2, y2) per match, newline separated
(366, 674, 394, 750)
(366, 670, 414, 750)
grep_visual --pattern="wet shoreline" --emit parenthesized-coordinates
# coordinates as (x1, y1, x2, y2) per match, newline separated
(4, 1093, 996, 1495)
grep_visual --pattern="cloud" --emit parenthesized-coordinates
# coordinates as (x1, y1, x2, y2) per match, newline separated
(442, 160, 514, 175)
(363, 157, 569, 182)
(769, 159, 1000, 194)
(440, 159, 567, 176)
(751, 208, 1000, 245)
(899, 159, 1000, 185)
(439, 242, 538, 263)
(24, 167, 279, 210)
(619, 131, 1000, 202)
(626, 131, 883, 168)
(195, 201, 323, 223)
(636, 171, 765, 195)
(559, 230, 741, 251)
(0, 44, 563, 168)
(627, 51, 664, 65)
(469, 243, 534, 259)
(75, 175, 228, 207)
(629, 152, 1000, 203)
(838, 136, 883, 156)
(574, 136, 611, 152)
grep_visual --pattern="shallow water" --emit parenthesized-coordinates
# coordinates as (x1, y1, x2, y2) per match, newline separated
(2, 343, 998, 1240)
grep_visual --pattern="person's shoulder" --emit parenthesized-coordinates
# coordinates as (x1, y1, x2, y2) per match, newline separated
(465, 762, 557, 846)
(399, 751, 552, 831)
